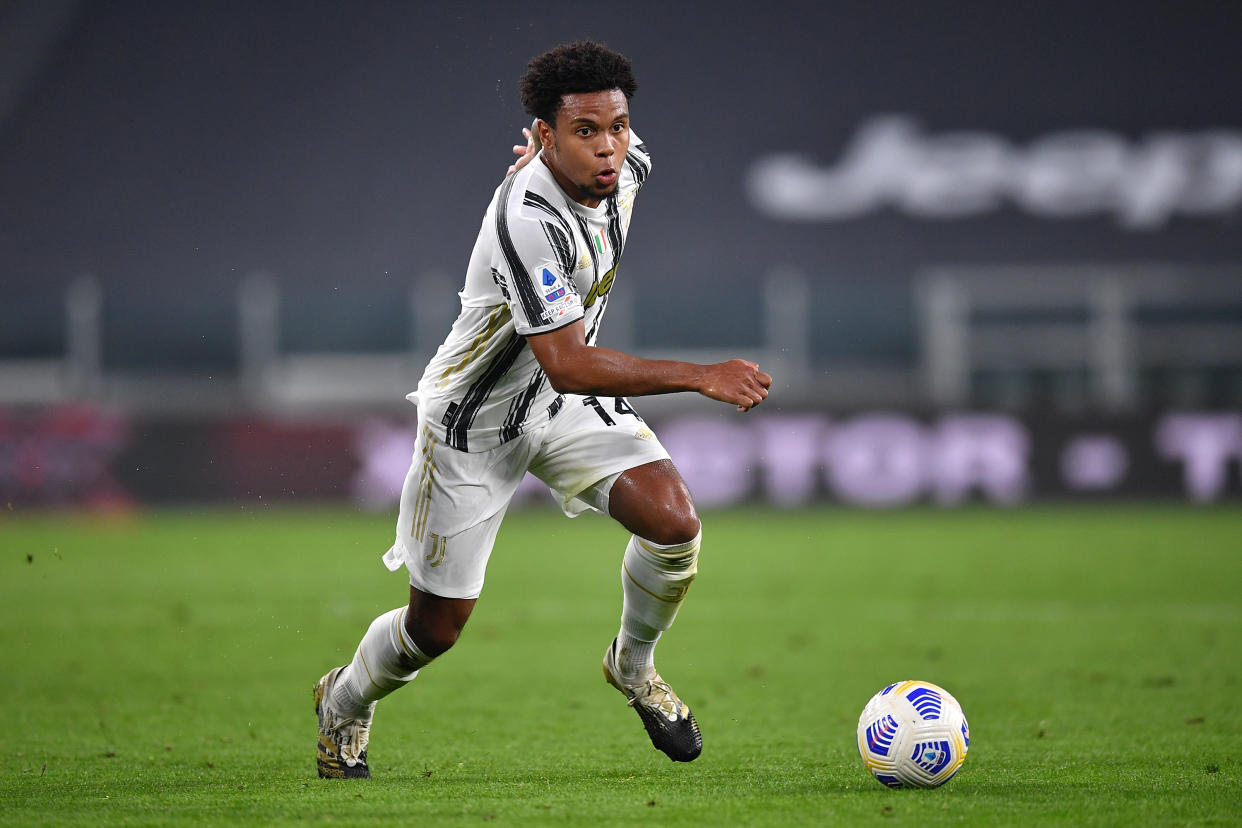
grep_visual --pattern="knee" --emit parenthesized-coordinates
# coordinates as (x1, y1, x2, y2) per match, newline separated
(404, 586, 476, 659)
(611, 460, 701, 545)
(404, 613, 460, 658)
(644, 503, 701, 546)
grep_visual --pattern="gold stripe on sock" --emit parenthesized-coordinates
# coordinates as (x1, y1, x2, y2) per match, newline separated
(394, 608, 423, 664)
(623, 561, 682, 603)
(637, 537, 700, 557)
(358, 651, 383, 692)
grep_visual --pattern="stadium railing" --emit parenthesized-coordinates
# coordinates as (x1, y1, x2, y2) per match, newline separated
(917, 264, 1242, 411)
(4, 266, 1240, 414)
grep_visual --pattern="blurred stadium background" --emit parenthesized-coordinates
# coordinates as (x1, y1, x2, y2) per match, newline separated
(2, 0, 1240, 512)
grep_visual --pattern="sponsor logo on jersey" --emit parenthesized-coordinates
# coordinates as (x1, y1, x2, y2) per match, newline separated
(545, 287, 566, 302)
(583, 264, 617, 309)
(576, 254, 593, 271)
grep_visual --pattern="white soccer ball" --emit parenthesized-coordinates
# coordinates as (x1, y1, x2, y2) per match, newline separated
(856, 680, 970, 788)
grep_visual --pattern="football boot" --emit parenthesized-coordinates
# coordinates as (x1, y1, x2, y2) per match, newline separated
(602, 639, 702, 762)
(313, 666, 375, 779)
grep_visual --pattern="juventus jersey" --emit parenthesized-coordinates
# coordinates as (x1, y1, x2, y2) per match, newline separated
(410, 131, 652, 452)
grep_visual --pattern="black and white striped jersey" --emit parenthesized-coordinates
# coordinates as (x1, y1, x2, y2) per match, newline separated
(409, 131, 652, 452)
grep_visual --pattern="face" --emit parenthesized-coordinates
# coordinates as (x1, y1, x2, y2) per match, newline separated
(537, 89, 630, 208)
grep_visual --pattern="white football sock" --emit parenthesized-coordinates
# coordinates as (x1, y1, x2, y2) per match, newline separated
(333, 606, 433, 714)
(616, 633, 659, 679)
(617, 530, 700, 680)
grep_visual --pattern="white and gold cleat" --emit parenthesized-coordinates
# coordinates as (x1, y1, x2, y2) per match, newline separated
(602, 639, 702, 762)
(313, 666, 375, 779)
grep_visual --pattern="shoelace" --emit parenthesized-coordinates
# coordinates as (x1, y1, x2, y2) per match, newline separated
(328, 711, 372, 763)
(629, 677, 683, 721)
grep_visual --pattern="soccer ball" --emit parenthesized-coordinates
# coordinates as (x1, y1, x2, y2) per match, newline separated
(856, 680, 970, 788)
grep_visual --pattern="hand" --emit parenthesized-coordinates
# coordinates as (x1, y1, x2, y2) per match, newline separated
(506, 120, 541, 176)
(698, 360, 772, 412)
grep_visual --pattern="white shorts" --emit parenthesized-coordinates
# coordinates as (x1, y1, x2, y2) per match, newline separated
(381, 395, 671, 599)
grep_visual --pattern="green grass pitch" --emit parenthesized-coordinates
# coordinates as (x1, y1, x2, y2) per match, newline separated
(3, 504, 1241, 825)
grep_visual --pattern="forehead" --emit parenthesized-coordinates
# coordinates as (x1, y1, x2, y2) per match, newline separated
(555, 89, 629, 124)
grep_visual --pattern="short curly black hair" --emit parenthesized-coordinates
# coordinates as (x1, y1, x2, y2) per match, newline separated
(519, 40, 638, 125)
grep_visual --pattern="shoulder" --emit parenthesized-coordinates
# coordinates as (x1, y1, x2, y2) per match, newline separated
(493, 161, 577, 277)
(624, 129, 652, 186)
(497, 160, 573, 234)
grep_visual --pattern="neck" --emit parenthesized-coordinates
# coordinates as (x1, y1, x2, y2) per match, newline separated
(540, 154, 602, 209)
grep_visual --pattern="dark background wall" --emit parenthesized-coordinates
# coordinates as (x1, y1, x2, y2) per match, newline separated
(2, 0, 1240, 369)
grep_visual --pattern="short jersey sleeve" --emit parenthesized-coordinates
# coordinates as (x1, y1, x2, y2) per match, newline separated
(493, 173, 584, 336)
(625, 130, 652, 189)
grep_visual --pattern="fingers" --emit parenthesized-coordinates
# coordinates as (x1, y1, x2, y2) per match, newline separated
(734, 384, 768, 413)
(511, 128, 534, 157)
(700, 359, 771, 412)
(505, 128, 540, 177)
(736, 362, 771, 412)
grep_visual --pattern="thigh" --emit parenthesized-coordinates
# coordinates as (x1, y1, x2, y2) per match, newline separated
(387, 421, 536, 599)
(528, 395, 670, 517)
(403, 506, 509, 599)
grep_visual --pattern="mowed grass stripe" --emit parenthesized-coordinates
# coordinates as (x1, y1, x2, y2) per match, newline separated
(2, 505, 1240, 825)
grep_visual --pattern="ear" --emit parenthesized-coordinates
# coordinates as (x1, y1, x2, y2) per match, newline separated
(535, 118, 554, 151)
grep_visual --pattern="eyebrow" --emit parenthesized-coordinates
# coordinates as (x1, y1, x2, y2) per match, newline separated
(567, 113, 629, 126)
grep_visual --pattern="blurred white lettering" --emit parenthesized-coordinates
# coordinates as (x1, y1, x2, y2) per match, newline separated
(348, 411, 1240, 510)
(1061, 435, 1129, 490)
(661, 412, 1031, 507)
(662, 418, 758, 507)
(933, 415, 1030, 504)
(824, 415, 928, 506)
(755, 416, 828, 506)
(747, 116, 1242, 229)
(352, 420, 417, 510)
(1155, 414, 1242, 502)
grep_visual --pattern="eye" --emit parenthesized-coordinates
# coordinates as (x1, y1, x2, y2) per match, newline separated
(576, 127, 592, 137)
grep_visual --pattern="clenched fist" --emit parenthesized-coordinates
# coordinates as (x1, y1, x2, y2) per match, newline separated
(697, 360, 772, 412)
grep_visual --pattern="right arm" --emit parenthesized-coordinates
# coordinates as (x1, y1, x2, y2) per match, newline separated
(527, 319, 771, 412)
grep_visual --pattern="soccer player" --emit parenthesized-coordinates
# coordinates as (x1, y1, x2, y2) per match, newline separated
(314, 40, 771, 778)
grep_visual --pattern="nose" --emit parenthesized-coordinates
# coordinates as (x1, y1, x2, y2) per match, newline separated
(597, 135, 617, 157)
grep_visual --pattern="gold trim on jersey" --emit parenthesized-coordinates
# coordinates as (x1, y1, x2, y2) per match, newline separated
(619, 189, 635, 228)
(436, 305, 512, 389)
(411, 425, 437, 542)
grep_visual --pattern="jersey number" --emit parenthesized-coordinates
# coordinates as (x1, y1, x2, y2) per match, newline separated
(582, 395, 639, 426)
